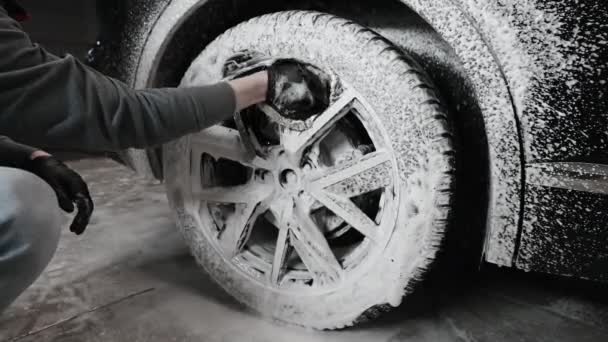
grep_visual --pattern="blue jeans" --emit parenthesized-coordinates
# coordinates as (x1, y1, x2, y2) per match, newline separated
(0, 167, 61, 312)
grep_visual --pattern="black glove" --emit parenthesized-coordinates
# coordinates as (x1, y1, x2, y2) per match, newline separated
(23, 157, 94, 235)
(266, 59, 331, 120)
(224, 51, 331, 121)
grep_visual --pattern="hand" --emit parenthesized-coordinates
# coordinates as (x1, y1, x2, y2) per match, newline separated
(224, 51, 331, 120)
(23, 155, 94, 235)
(227, 71, 269, 112)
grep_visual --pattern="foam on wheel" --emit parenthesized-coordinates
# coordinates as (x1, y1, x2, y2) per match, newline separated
(163, 11, 456, 329)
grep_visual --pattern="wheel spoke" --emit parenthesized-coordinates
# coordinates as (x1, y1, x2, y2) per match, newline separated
(190, 126, 272, 169)
(268, 199, 296, 284)
(235, 111, 266, 158)
(290, 202, 343, 286)
(192, 182, 272, 204)
(309, 150, 393, 198)
(270, 227, 291, 285)
(268, 199, 343, 286)
(283, 90, 357, 155)
(218, 202, 266, 258)
(309, 190, 380, 243)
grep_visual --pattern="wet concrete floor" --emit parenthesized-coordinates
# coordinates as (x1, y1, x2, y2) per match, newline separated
(1, 158, 607, 342)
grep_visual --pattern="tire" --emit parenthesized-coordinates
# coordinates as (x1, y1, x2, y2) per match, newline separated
(163, 11, 455, 329)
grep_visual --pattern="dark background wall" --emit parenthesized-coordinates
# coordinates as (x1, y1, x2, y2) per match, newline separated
(14, 1, 115, 159)
(19, 0, 98, 59)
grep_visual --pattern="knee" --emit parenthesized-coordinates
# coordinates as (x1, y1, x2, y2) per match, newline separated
(0, 167, 62, 273)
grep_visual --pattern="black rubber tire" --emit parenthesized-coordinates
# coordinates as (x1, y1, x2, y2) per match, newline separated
(163, 11, 456, 330)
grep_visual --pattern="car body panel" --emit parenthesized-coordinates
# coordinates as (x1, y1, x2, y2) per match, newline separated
(450, 0, 608, 280)
(523, 163, 608, 281)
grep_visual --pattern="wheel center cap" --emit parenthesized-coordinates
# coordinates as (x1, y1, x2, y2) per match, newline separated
(279, 169, 299, 189)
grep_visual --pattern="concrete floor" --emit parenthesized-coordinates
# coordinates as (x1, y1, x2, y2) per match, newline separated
(0, 158, 607, 342)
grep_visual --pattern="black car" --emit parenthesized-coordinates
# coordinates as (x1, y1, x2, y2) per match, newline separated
(82, 0, 608, 329)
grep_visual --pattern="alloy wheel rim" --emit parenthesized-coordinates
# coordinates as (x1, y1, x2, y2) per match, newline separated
(184, 73, 401, 293)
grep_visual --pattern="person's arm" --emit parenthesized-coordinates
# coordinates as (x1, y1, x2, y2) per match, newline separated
(0, 135, 37, 168)
(0, 7, 265, 152)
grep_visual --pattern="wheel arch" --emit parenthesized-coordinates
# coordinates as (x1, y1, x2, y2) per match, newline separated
(119, 0, 524, 267)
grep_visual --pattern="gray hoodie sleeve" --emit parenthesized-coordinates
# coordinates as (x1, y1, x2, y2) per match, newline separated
(0, 7, 235, 152)
(0, 134, 37, 168)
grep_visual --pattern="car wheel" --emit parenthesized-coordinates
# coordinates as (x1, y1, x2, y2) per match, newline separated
(163, 11, 455, 329)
